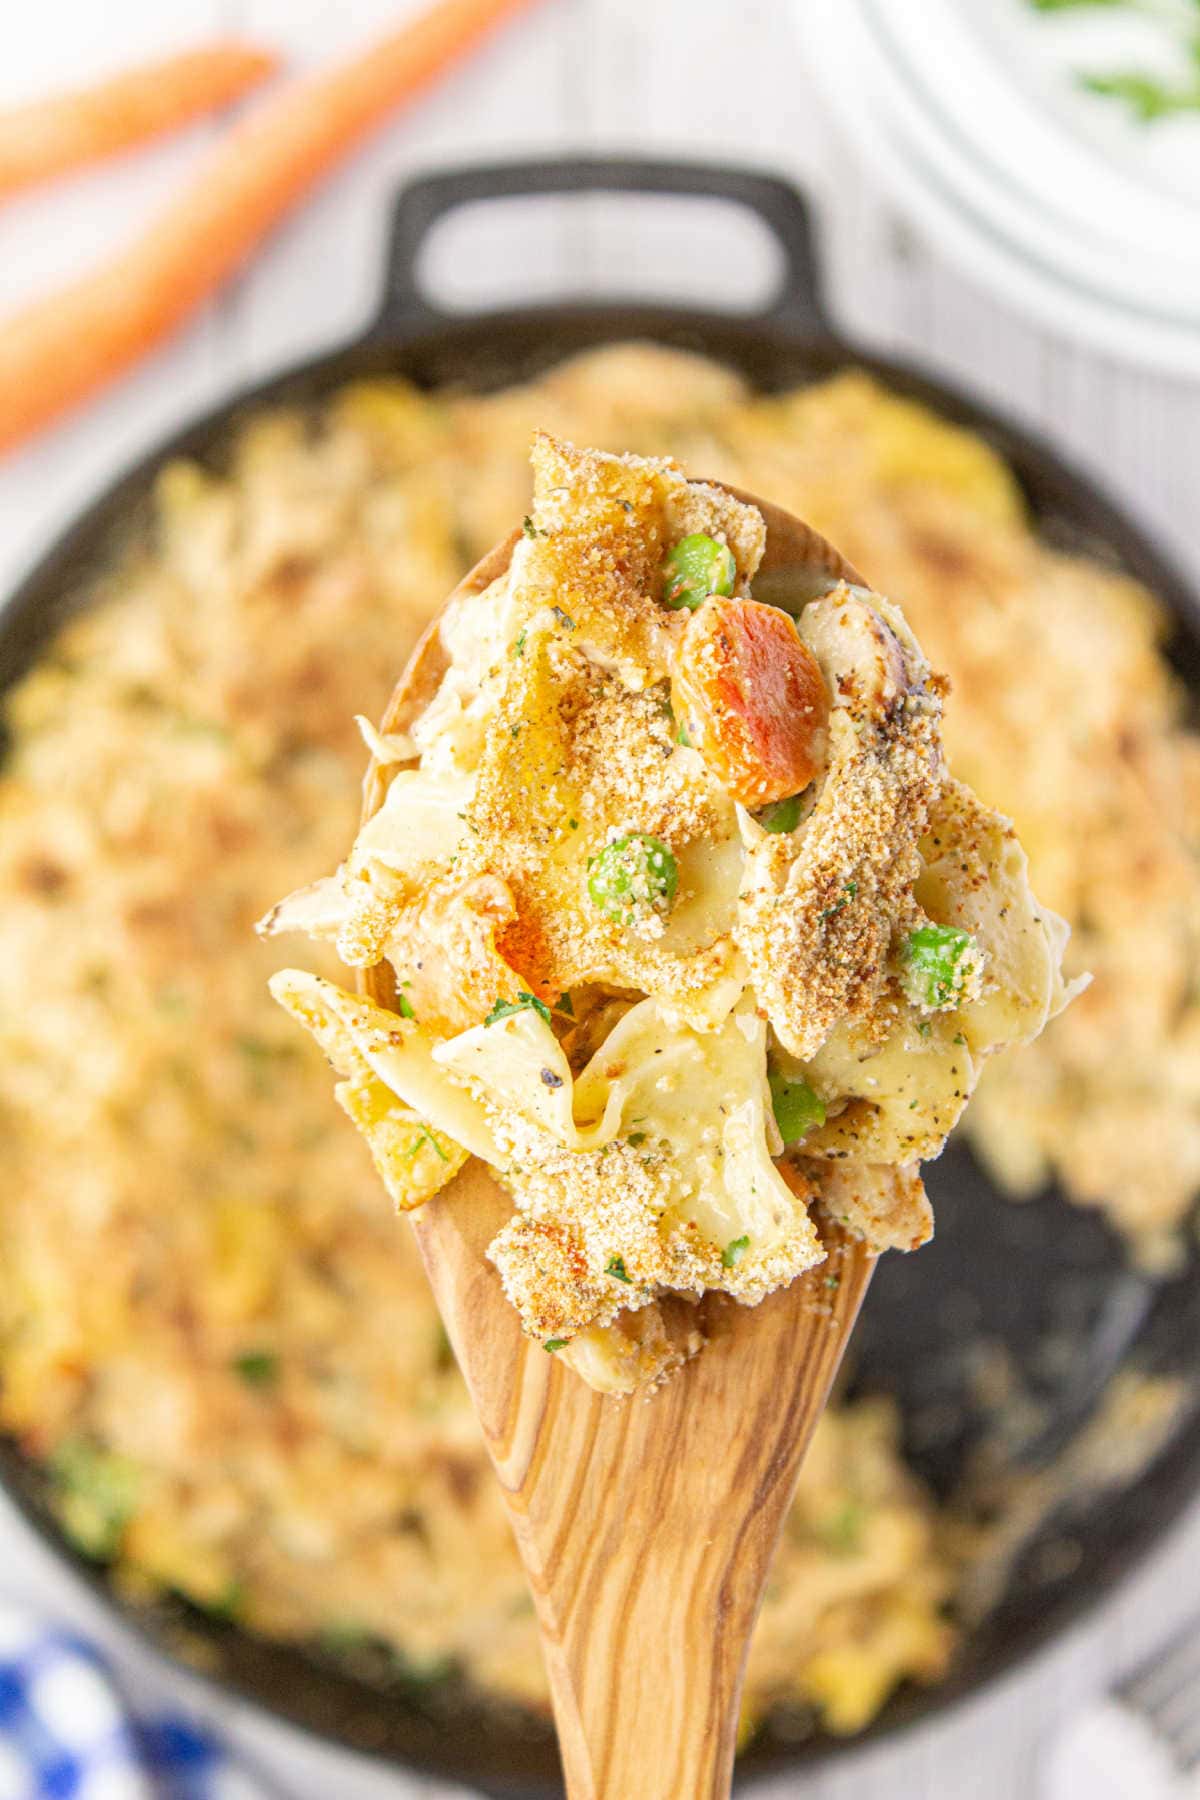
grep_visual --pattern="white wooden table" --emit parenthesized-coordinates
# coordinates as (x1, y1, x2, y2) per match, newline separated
(3, 4, 1200, 1796)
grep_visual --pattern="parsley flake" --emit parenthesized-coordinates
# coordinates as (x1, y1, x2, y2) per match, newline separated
(404, 1125, 450, 1162)
(233, 1350, 278, 1388)
(484, 991, 552, 1028)
(820, 879, 858, 921)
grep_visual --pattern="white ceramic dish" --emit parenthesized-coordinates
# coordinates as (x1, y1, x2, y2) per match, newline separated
(802, 0, 1200, 375)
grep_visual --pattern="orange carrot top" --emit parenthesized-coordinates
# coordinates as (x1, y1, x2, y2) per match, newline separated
(0, 0, 543, 456)
(0, 44, 279, 201)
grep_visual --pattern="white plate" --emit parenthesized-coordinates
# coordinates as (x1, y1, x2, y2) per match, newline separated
(801, 0, 1200, 375)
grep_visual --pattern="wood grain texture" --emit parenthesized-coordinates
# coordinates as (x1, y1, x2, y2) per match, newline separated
(410, 1166, 872, 1800)
(359, 490, 875, 1798)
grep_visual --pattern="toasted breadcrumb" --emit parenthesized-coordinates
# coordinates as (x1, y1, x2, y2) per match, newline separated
(738, 589, 945, 1062)
(262, 435, 1074, 1388)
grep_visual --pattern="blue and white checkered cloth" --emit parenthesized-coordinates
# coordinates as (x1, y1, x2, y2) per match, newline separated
(0, 1609, 267, 1800)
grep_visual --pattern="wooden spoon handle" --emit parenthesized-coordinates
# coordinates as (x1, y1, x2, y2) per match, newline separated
(411, 1167, 873, 1800)
(363, 488, 877, 1798)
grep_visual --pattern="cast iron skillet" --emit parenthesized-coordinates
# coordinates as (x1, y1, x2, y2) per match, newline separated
(2, 160, 1199, 1797)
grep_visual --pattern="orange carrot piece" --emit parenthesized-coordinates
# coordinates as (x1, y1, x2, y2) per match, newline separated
(0, 0, 543, 456)
(671, 598, 830, 807)
(0, 45, 280, 201)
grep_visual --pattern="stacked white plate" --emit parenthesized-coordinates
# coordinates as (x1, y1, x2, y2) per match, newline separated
(802, 0, 1200, 375)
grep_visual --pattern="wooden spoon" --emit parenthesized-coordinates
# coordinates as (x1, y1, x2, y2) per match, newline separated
(359, 489, 876, 1800)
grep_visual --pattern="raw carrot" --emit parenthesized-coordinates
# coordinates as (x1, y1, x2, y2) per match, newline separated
(0, 0, 544, 456)
(0, 45, 280, 201)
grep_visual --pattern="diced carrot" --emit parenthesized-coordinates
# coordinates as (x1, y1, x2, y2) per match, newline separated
(0, 45, 279, 201)
(0, 0, 543, 456)
(671, 597, 829, 807)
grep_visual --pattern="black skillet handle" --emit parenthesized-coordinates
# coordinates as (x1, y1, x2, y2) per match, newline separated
(375, 157, 830, 335)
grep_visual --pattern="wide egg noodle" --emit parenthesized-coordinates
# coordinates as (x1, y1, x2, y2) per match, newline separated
(571, 999, 823, 1282)
(267, 969, 470, 1209)
(268, 970, 502, 1167)
(916, 777, 1082, 1054)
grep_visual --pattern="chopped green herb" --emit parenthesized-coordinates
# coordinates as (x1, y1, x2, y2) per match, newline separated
(587, 833, 677, 922)
(627, 1131, 647, 1148)
(512, 630, 527, 657)
(567, 817, 579, 831)
(769, 1073, 826, 1145)
(916, 1020, 932, 1040)
(819, 879, 858, 921)
(232, 1350, 278, 1388)
(1079, 70, 1200, 122)
(405, 1124, 450, 1163)
(722, 1235, 751, 1269)
(543, 1338, 569, 1353)
(1023, 0, 1200, 122)
(551, 605, 576, 631)
(484, 991, 552, 1027)
(522, 515, 540, 539)
(823, 1274, 841, 1290)
(556, 991, 575, 1016)
(758, 793, 802, 834)
(397, 992, 416, 1021)
(606, 1255, 632, 1283)
(954, 1032, 967, 1047)
(662, 533, 736, 611)
(901, 923, 979, 1011)
(675, 723, 691, 747)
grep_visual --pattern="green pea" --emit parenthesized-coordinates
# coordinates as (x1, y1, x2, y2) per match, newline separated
(769, 1072, 826, 1145)
(662, 533, 736, 612)
(758, 793, 802, 834)
(722, 1235, 750, 1269)
(901, 924, 978, 1010)
(50, 1440, 140, 1560)
(587, 833, 678, 922)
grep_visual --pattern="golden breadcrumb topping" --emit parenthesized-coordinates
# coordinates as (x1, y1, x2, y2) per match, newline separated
(263, 434, 1074, 1388)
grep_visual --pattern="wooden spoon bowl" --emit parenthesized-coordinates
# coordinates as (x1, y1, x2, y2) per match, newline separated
(359, 488, 875, 1800)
